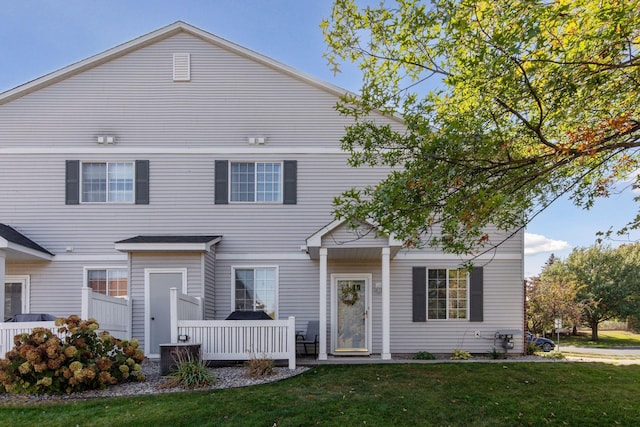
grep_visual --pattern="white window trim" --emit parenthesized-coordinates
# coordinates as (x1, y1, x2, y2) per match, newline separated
(83, 266, 129, 298)
(5, 275, 30, 314)
(80, 160, 135, 204)
(230, 265, 279, 318)
(426, 268, 470, 321)
(228, 161, 283, 204)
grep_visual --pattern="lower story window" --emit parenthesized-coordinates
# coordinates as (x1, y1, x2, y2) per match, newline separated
(87, 269, 128, 297)
(233, 267, 277, 318)
(428, 269, 468, 320)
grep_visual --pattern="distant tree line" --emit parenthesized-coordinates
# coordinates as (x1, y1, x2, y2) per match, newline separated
(527, 243, 640, 341)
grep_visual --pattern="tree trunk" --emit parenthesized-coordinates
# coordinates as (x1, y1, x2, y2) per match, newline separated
(572, 325, 578, 336)
(590, 321, 599, 341)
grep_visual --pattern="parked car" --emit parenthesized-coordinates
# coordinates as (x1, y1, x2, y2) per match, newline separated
(526, 332, 555, 352)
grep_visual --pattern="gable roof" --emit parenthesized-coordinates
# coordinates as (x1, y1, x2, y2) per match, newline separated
(0, 223, 54, 258)
(305, 219, 403, 260)
(0, 21, 350, 105)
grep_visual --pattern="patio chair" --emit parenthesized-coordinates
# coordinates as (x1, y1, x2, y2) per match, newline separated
(297, 320, 319, 356)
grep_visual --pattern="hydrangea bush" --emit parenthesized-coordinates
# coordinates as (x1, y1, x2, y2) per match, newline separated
(0, 315, 145, 394)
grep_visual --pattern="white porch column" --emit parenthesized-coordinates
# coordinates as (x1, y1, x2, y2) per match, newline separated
(318, 247, 328, 360)
(381, 247, 391, 360)
(0, 250, 5, 322)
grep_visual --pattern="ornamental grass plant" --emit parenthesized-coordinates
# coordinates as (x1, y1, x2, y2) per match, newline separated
(0, 315, 145, 394)
(163, 348, 215, 389)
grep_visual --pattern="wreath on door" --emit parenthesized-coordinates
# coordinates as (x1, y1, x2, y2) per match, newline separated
(340, 284, 359, 306)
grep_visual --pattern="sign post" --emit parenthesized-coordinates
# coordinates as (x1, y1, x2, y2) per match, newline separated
(554, 318, 562, 351)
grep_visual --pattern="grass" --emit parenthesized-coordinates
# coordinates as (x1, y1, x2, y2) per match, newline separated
(2, 363, 640, 426)
(556, 330, 640, 348)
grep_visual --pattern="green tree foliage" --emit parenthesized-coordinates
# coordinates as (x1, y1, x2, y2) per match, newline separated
(322, 0, 640, 253)
(565, 244, 640, 340)
(526, 259, 581, 335)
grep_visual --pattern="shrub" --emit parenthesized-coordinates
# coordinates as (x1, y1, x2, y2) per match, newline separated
(0, 315, 145, 394)
(488, 348, 507, 359)
(245, 357, 275, 378)
(526, 342, 538, 355)
(163, 348, 215, 389)
(413, 351, 436, 360)
(450, 349, 472, 360)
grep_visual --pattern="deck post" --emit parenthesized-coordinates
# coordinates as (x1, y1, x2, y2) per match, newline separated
(381, 247, 391, 360)
(81, 286, 91, 320)
(170, 287, 178, 343)
(0, 251, 5, 322)
(287, 316, 296, 369)
(318, 247, 328, 360)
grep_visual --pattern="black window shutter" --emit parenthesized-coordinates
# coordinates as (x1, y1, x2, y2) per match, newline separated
(412, 267, 427, 322)
(283, 160, 297, 205)
(135, 160, 150, 205)
(65, 160, 80, 205)
(470, 266, 484, 322)
(215, 160, 229, 204)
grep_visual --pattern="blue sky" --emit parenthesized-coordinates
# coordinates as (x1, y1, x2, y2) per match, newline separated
(2, 0, 637, 276)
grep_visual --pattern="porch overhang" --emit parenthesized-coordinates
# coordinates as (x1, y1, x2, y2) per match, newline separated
(115, 235, 222, 252)
(0, 224, 54, 261)
(304, 219, 403, 260)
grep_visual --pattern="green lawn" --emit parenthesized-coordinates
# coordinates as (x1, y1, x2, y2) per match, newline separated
(556, 330, 640, 348)
(2, 363, 640, 426)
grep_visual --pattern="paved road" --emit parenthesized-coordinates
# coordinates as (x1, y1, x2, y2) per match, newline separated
(558, 345, 640, 357)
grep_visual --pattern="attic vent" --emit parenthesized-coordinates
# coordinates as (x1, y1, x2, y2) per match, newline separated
(173, 53, 191, 81)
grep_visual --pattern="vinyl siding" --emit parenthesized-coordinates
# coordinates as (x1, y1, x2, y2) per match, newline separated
(203, 250, 216, 319)
(6, 260, 127, 318)
(388, 257, 524, 354)
(129, 252, 203, 352)
(1, 29, 524, 354)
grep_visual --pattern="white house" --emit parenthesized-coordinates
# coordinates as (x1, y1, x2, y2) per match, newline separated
(0, 22, 524, 359)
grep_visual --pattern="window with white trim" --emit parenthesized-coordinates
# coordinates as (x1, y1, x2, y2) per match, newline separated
(427, 269, 468, 319)
(82, 162, 134, 203)
(87, 269, 128, 297)
(233, 267, 277, 318)
(230, 162, 281, 202)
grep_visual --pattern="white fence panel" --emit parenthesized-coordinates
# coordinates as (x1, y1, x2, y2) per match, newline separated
(177, 317, 296, 369)
(0, 321, 58, 357)
(81, 287, 132, 339)
(169, 288, 203, 343)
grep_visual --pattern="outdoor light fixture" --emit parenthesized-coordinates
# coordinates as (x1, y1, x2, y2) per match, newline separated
(97, 135, 116, 144)
(247, 137, 266, 145)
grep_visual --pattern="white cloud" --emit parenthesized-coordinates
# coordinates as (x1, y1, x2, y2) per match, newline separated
(524, 232, 570, 255)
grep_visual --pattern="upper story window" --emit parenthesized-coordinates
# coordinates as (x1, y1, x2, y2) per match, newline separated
(427, 269, 468, 320)
(82, 162, 134, 203)
(215, 160, 296, 205)
(230, 162, 281, 202)
(87, 268, 128, 297)
(65, 160, 149, 205)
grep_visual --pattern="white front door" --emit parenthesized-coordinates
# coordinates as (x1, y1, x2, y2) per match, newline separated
(332, 274, 371, 355)
(4, 276, 29, 321)
(145, 269, 186, 356)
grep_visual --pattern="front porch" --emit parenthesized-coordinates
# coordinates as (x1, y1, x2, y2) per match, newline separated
(305, 219, 403, 361)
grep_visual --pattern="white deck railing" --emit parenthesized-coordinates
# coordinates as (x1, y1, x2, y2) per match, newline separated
(168, 287, 295, 369)
(177, 317, 297, 369)
(81, 287, 132, 339)
(0, 321, 58, 356)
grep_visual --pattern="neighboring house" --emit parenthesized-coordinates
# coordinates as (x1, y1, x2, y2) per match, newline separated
(0, 22, 524, 359)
